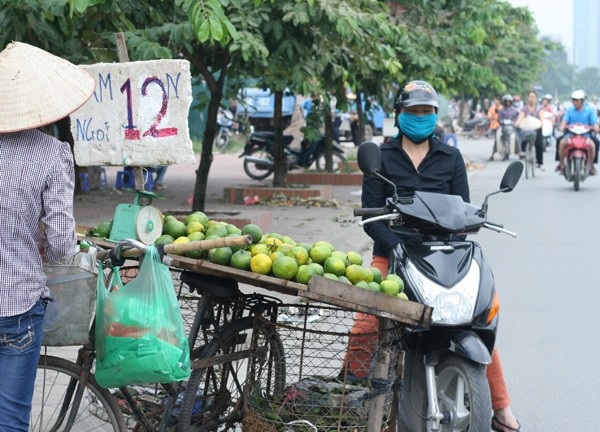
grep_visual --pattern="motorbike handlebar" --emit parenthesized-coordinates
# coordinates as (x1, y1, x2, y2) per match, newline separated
(484, 222, 517, 238)
(358, 213, 399, 227)
(353, 207, 388, 217)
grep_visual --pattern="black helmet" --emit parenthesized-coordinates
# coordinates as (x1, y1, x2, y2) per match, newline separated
(394, 80, 439, 111)
(501, 94, 513, 104)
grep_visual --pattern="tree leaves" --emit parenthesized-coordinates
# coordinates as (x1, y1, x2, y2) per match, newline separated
(189, 0, 238, 44)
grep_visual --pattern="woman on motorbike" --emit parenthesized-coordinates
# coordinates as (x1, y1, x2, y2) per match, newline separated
(490, 94, 519, 161)
(515, 91, 544, 170)
(347, 80, 521, 432)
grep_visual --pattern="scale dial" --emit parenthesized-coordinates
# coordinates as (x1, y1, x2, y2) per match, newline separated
(135, 206, 164, 245)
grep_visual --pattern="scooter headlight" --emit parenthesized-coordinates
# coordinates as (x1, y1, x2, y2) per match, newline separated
(404, 260, 480, 325)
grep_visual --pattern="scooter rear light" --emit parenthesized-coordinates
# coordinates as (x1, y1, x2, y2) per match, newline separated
(486, 293, 500, 324)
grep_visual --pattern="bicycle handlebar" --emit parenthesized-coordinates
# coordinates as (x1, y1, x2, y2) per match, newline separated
(96, 235, 253, 261)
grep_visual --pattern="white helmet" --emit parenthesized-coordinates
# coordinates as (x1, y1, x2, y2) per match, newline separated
(543, 94, 553, 101)
(571, 89, 586, 100)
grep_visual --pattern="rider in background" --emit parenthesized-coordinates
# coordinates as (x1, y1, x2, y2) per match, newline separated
(515, 91, 544, 170)
(556, 89, 599, 175)
(490, 94, 519, 161)
(487, 96, 501, 138)
(539, 94, 555, 149)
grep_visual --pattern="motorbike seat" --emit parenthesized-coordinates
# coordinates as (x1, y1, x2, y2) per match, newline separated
(252, 131, 294, 146)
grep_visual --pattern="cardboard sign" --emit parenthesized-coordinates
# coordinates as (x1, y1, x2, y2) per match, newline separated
(72, 60, 196, 167)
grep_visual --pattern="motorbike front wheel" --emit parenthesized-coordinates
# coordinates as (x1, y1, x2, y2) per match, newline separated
(214, 128, 231, 151)
(314, 151, 347, 172)
(501, 136, 510, 161)
(573, 157, 582, 191)
(243, 147, 275, 180)
(396, 352, 492, 432)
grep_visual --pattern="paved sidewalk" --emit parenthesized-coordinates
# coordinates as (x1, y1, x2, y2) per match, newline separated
(75, 147, 374, 260)
(74, 136, 495, 263)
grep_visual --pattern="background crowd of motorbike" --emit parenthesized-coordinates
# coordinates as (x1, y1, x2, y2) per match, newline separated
(445, 100, 597, 191)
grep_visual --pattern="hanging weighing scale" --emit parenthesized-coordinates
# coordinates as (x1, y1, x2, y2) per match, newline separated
(108, 190, 163, 245)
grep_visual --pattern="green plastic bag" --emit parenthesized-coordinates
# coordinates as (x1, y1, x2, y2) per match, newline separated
(95, 246, 191, 388)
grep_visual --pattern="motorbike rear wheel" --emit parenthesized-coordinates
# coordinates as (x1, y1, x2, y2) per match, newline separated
(396, 352, 492, 432)
(243, 147, 275, 180)
(314, 151, 347, 172)
(573, 157, 582, 191)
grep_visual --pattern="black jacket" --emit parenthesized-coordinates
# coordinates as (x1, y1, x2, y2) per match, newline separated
(362, 134, 470, 257)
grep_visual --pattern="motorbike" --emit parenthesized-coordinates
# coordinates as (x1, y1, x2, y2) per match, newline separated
(239, 131, 347, 180)
(213, 108, 235, 151)
(498, 118, 516, 160)
(354, 142, 523, 432)
(562, 123, 594, 191)
(461, 114, 490, 139)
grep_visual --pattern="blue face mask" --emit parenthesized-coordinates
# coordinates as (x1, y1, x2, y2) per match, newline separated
(398, 112, 437, 144)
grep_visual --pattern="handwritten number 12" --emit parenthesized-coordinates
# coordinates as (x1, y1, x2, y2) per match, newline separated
(120, 77, 178, 140)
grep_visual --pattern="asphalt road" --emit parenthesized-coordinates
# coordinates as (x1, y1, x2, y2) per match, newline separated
(461, 136, 599, 431)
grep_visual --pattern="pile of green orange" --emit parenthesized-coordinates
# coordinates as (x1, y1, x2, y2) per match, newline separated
(155, 211, 407, 299)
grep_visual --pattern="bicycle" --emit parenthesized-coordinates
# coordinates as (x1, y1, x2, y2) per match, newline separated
(522, 130, 536, 179)
(32, 237, 286, 432)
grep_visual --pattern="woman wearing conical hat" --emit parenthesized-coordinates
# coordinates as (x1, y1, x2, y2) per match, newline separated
(0, 41, 94, 431)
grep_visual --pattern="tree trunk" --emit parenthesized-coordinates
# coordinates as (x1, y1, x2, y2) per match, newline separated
(272, 90, 286, 187)
(458, 94, 466, 126)
(324, 108, 333, 172)
(191, 51, 229, 211)
(193, 95, 219, 212)
(356, 91, 365, 144)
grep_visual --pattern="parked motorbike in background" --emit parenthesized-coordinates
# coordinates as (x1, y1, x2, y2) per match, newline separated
(240, 131, 347, 180)
(213, 108, 235, 151)
(354, 142, 524, 432)
(461, 113, 490, 139)
(562, 123, 594, 191)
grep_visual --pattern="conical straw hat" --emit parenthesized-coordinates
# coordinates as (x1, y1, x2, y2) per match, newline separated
(0, 41, 95, 133)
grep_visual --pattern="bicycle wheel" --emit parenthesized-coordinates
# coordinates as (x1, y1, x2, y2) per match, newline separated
(32, 355, 126, 431)
(528, 142, 535, 178)
(177, 317, 286, 432)
(524, 142, 532, 178)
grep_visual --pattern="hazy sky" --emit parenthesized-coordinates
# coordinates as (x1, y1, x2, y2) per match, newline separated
(508, 0, 574, 58)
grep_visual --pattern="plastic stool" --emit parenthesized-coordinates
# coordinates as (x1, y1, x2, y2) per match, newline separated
(444, 133, 458, 147)
(143, 170, 154, 191)
(79, 173, 90, 192)
(100, 167, 108, 186)
(115, 170, 134, 189)
(115, 168, 154, 190)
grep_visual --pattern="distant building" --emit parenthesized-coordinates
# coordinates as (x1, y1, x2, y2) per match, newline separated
(573, 0, 600, 69)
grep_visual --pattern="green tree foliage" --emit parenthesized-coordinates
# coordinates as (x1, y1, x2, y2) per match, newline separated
(538, 37, 575, 101)
(574, 67, 600, 99)
(2, 0, 549, 207)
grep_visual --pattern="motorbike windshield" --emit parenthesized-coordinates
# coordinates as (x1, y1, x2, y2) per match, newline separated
(397, 192, 468, 232)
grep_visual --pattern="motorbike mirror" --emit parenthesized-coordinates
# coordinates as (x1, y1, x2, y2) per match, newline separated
(499, 161, 524, 192)
(479, 161, 524, 217)
(357, 141, 400, 203)
(357, 141, 381, 176)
